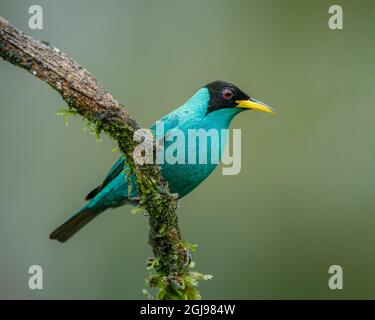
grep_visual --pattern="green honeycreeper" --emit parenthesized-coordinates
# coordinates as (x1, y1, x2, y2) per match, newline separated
(50, 80, 274, 242)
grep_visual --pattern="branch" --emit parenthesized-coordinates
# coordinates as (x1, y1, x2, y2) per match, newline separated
(0, 16, 207, 299)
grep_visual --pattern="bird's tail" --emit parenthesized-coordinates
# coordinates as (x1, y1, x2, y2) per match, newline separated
(49, 206, 101, 243)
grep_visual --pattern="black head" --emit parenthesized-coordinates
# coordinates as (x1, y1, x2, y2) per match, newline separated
(204, 80, 275, 115)
(205, 80, 250, 114)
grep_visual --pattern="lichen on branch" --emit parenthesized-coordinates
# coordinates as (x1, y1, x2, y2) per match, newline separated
(0, 16, 211, 299)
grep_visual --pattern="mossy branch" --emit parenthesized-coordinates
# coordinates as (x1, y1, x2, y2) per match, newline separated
(0, 16, 210, 299)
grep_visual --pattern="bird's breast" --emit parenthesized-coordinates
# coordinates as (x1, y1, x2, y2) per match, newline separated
(159, 127, 228, 198)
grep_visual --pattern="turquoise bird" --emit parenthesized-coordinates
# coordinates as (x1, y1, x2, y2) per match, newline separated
(50, 81, 274, 242)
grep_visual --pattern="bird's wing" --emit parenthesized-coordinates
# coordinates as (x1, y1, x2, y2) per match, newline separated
(151, 112, 182, 150)
(85, 156, 126, 200)
(150, 113, 181, 136)
(85, 113, 181, 200)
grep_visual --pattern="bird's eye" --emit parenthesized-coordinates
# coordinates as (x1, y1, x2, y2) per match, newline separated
(221, 88, 234, 100)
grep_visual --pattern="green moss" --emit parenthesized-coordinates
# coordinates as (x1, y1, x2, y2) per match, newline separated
(57, 107, 78, 127)
(144, 238, 212, 300)
(145, 266, 213, 300)
(57, 106, 103, 141)
(130, 205, 143, 215)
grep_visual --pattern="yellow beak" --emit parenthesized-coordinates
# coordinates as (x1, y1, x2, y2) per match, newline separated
(236, 98, 275, 114)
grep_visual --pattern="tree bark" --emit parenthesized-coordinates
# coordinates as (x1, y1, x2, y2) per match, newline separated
(0, 16, 201, 299)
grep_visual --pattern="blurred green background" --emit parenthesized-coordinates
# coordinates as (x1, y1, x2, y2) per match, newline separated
(1, 0, 375, 299)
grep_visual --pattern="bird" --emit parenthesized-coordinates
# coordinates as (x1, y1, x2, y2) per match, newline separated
(50, 80, 274, 242)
